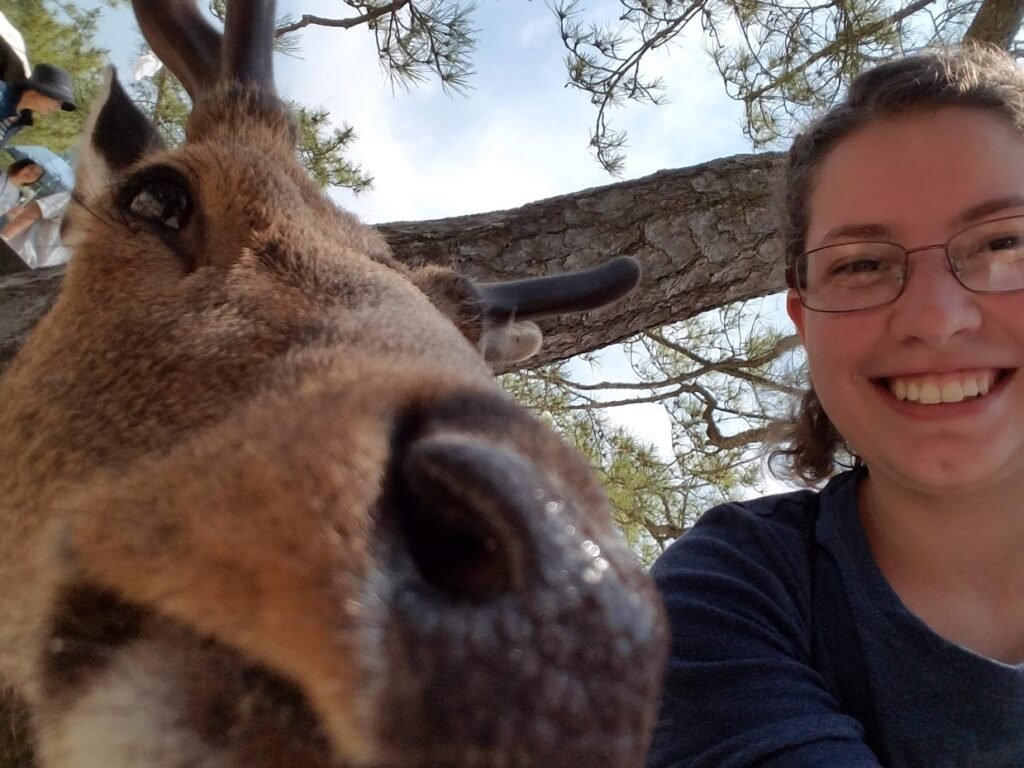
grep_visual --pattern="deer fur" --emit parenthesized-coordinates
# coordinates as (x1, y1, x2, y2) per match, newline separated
(0, 2, 667, 766)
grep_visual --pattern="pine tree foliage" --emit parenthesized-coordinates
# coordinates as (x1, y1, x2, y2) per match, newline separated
(710, 0, 944, 147)
(294, 107, 373, 192)
(127, 55, 192, 146)
(502, 299, 804, 564)
(556, 0, 1020, 171)
(263, 0, 478, 93)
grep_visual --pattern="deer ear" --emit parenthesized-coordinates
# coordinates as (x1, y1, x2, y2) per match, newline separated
(75, 68, 164, 200)
(409, 267, 549, 365)
(413, 257, 640, 365)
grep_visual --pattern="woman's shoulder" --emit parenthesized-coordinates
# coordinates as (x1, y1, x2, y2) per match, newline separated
(652, 485, 825, 584)
(704, 486, 822, 530)
(650, 470, 865, 639)
(645, 473, 881, 767)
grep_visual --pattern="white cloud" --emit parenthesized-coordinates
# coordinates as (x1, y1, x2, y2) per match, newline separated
(279, 0, 750, 224)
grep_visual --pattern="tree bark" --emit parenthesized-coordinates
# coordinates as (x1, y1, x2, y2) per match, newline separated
(964, 0, 1024, 48)
(0, 152, 787, 372)
(0, 268, 61, 371)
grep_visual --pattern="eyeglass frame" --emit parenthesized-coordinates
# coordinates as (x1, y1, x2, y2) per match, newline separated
(785, 214, 1024, 313)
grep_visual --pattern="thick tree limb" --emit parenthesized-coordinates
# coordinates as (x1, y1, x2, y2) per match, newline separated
(380, 152, 787, 369)
(964, 0, 1024, 48)
(0, 152, 787, 373)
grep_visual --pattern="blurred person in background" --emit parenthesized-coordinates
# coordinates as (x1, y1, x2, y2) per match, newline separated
(0, 157, 42, 221)
(1, 189, 70, 269)
(0, 63, 77, 149)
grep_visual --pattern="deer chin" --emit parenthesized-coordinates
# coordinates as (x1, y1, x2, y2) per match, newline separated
(34, 585, 644, 768)
(36, 589, 335, 768)
(38, 605, 367, 768)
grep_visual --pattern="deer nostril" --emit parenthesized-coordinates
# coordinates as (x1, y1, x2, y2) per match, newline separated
(397, 435, 541, 603)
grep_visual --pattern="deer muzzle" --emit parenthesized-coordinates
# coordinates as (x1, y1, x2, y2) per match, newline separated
(375, 426, 667, 767)
(42, 384, 666, 768)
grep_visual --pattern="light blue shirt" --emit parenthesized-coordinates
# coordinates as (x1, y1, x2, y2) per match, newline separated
(0, 80, 27, 149)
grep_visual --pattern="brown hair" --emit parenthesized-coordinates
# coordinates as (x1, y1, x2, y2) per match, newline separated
(770, 43, 1024, 484)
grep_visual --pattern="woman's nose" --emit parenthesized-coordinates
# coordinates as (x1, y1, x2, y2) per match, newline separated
(888, 247, 983, 345)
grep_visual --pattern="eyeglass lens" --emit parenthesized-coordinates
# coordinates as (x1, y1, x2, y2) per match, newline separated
(795, 215, 1024, 311)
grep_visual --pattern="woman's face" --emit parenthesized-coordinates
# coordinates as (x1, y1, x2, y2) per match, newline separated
(11, 164, 42, 187)
(787, 107, 1024, 494)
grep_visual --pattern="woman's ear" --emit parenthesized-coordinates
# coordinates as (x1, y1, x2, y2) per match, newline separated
(786, 289, 808, 342)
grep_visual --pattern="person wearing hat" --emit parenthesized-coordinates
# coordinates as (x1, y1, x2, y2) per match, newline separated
(0, 63, 77, 149)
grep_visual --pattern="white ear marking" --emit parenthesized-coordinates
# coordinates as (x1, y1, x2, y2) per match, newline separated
(73, 67, 116, 204)
(481, 321, 543, 363)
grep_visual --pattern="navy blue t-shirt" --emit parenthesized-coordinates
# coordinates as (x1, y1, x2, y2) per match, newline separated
(646, 468, 1024, 767)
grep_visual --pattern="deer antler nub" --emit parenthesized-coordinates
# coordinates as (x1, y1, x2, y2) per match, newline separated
(223, 0, 277, 90)
(477, 256, 642, 321)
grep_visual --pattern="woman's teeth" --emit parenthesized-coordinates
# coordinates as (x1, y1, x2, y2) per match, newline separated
(888, 370, 998, 404)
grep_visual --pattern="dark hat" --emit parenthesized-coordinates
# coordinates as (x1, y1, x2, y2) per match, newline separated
(24, 63, 77, 111)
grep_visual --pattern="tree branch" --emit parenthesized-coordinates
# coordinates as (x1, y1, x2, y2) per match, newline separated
(645, 329, 804, 396)
(740, 0, 938, 104)
(0, 152, 788, 373)
(274, 0, 412, 37)
(564, 384, 701, 409)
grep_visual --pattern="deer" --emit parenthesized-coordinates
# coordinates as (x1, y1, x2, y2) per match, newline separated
(0, 1, 668, 766)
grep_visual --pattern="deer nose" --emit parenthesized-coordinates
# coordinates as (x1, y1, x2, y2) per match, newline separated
(380, 420, 666, 766)
(394, 433, 539, 603)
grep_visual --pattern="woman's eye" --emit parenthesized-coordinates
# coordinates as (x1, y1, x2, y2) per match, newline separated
(832, 258, 887, 275)
(127, 178, 192, 231)
(983, 236, 1022, 251)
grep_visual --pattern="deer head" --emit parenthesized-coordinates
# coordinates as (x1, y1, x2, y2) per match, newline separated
(0, 2, 667, 766)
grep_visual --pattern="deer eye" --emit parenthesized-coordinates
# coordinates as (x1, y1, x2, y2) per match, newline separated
(122, 173, 193, 231)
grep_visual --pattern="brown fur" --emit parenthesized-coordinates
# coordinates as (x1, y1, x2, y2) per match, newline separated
(0, 43, 665, 768)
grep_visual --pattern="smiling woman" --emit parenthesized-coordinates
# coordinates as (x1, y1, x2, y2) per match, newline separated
(646, 44, 1024, 768)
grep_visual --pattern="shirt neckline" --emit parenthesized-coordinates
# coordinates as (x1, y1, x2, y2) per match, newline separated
(817, 468, 1024, 673)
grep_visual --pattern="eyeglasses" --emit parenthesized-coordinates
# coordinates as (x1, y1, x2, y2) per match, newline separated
(787, 214, 1024, 312)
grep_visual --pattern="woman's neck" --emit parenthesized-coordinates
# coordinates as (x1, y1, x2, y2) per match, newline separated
(859, 471, 1024, 662)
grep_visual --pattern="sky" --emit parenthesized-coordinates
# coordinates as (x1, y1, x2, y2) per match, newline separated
(90, 0, 753, 220)
(279, 0, 752, 222)
(82, 0, 790, 463)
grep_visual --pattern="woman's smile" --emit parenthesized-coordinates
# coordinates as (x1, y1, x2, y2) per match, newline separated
(871, 367, 1016, 420)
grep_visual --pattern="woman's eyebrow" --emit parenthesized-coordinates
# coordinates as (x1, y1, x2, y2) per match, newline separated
(816, 222, 893, 245)
(953, 195, 1024, 226)
(813, 196, 1024, 247)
